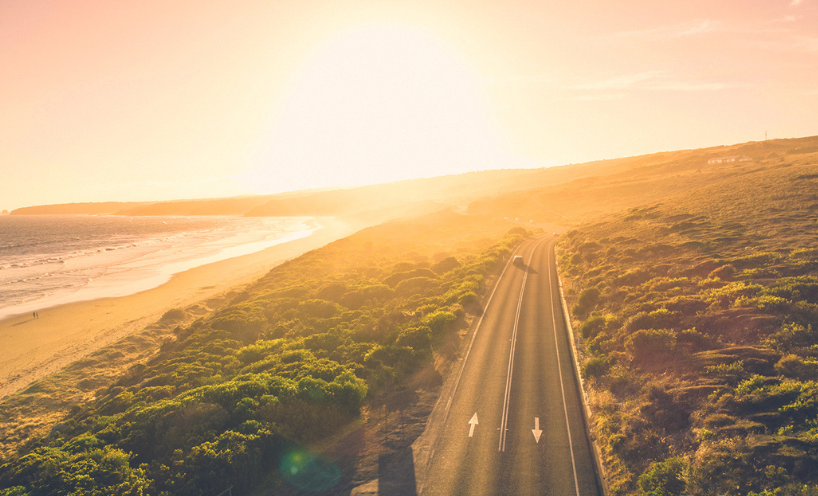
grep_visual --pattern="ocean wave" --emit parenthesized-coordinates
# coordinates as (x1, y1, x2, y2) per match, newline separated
(0, 216, 310, 314)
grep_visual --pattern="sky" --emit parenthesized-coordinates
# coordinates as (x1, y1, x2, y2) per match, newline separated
(1, 0, 817, 210)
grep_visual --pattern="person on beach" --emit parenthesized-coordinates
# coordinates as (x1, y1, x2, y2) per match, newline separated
(33, 311, 36, 319)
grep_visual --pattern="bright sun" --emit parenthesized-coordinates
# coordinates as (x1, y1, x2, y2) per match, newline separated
(250, 23, 508, 193)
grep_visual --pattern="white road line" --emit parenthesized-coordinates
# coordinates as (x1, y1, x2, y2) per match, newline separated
(498, 237, 547, 452)
(434, 242, 525, 448)
(546, 243, 582, 496)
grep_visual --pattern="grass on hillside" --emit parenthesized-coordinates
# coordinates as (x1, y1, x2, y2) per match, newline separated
(469, 135, 818, 227)
(556, 149, 818, 495)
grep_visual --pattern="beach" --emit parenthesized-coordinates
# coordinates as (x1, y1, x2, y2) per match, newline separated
(0, 216, 357, 400)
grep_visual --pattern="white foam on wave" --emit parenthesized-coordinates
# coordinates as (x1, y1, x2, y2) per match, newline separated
(0, 216, 319, 320)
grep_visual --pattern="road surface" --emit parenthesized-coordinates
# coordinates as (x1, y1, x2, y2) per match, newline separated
(421, 235, 602, 495)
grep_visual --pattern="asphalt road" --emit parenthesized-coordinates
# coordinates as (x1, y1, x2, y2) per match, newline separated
(422, 236, 602, 496)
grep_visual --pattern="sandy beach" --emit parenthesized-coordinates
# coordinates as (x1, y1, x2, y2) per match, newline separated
(0, 216, 357, 401)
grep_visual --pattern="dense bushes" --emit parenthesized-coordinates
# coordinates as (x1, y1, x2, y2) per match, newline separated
(0, 213, 528, 495)
(574, 287, 601, 318)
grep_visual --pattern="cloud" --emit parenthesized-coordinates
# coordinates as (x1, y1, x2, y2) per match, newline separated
(571, 71, 665, 90)
(483, 74, 556, 85)
(649, 81, 745, 91)
(571, 93, 626, 102)
(743, 34, 818, 52)
(617, 19, 722, 39)
(489, 70, 752, 102)
(569, 71, 751, 94)
(794, 36, 818, 51)
(791, 0, 805, 6)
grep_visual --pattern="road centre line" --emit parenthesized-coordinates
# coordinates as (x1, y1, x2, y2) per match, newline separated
(434, 241, 525, 448)
(546, 244, 582, 496)
(498, 237, 547, 452)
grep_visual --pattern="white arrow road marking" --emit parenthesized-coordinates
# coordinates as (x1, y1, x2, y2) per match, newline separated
(468, 413, 479, 437)
(532, 417, 543, 443)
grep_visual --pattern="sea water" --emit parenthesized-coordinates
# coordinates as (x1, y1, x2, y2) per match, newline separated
(0, 215, 315, 319)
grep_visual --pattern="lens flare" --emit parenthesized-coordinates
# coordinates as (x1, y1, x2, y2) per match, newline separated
(279, 448, 341, 492)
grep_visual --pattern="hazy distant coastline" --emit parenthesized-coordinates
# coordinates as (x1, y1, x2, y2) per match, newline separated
(7, 167, 565, 221)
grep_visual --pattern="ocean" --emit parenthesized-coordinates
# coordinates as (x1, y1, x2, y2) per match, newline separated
(0, 215, 315, 319)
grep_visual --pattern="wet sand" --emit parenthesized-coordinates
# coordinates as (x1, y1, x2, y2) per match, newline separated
(0, 216, 357, 400)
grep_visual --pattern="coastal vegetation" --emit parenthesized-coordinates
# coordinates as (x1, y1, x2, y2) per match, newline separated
(3, 135, 817, 495)
(0, 210, 529, 495)
(558, 147, 818, 494)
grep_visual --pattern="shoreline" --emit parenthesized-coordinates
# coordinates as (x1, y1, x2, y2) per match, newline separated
(0, 216, 318, 322)
(0, 216, 359, 400)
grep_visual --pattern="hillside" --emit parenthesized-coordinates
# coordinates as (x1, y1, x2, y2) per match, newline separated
(13, 136, 818, 222)
(10, 202, 153, 215)
(469, 135, 818, 225)
(554, 142, 818, 494)
(114, 197, 273, 216)
(11, 167, 577, 222)
(0, 209, 532, 494)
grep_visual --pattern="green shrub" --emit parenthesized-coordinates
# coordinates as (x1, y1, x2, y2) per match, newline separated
(583, 357, 609, 379)
(640, 386, 690, 432)
(422, 310, 457, 336)
(432, 256, 461, 274)
(161, 308, 186, 321)
(735, 374, 768, 397)
(211, 308, 267, 342)
(394, 277, 438, 297)
(615, 268, 651, 287)
(326, 370, 368, 412)
(317, 283, 347, 301)
(765, 322, 817, 353)
(677, 328, 708, 350)
(394, 326, 432, 352)
(775, 355, 818, 380)
(705, 361, 746, 384)
(703, 281, 763, 307)
(383, 268, 437, 288)
(734, 294, 790, 311)
(626, 329, 676, 362)
(580, 315, 607, 339)
(573, 287, 601, 318)
(0, 445, 151, 495)
(625, 309, 680, 333)
(297, 299, 340, 319)
(237, 340, 284, 364)
(587, 331, 615, 355)
(340, 284, 393, 309)
(637, 457, 687, 496)
(458, 291, 479, 308)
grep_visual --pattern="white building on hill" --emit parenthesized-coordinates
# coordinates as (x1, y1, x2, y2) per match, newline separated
(707, 155, 753, 164)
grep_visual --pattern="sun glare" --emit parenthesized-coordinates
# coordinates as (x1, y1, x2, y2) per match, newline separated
(248, 24, 507, 193)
